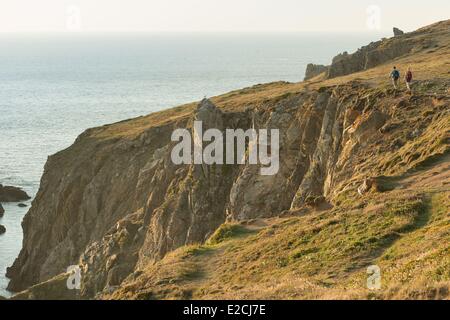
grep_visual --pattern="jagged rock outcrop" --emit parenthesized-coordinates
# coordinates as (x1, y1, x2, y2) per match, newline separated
(304, 33, 416, 80)
(304, 64, 328, 80)
(393, 27, 404, 36)
(327, 38, 414, 78)
(0, 184, 31, 202)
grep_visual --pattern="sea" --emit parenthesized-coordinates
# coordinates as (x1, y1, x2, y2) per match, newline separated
(0, 32, 387, 296)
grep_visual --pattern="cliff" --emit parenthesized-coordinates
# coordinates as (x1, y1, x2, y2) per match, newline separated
(304, 20, 449, 80)
(8, 20, 450, 299)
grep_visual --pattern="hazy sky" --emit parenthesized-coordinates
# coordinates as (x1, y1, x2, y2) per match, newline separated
(0, 0, 448, 33)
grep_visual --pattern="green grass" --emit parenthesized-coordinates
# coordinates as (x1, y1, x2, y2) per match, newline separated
(181, 245, 214, 258)
(206, 223, 252, 245)
(375, 192, 450, 298)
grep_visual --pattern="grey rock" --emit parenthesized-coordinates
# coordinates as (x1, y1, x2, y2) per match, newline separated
(0, 184, 31, 202)
(393, 27, 404, 36)
(327, 34, 413, 78)
(304, 63, 329, 80)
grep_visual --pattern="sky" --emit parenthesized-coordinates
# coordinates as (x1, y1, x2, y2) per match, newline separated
(0, 0, 448, 33)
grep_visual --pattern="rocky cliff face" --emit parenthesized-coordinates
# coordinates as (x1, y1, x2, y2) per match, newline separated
(10, 81, 449, 298)
(4, 86, 356, 293)
(326, 38, 415, 78)
(393, 27, 405, 36)
(304, 64, 329, 80)
(7, 19, 450, 299)
(304, 21, 448, 80)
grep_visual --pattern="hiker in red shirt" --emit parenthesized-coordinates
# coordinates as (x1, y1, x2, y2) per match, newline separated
(405, 67, 413, 92)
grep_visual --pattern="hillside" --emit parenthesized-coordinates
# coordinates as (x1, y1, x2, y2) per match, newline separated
(8, 20, 450, 300)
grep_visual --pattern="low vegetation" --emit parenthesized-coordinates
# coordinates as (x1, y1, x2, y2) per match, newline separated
(106, 181, 449, 299)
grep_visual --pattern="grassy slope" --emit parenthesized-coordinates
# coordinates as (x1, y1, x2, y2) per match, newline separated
(108, 157, 449, 300)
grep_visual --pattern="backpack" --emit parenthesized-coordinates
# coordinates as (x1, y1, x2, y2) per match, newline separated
(392, 70, 400, 79)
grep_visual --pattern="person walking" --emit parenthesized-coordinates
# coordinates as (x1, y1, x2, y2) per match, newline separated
(405, 67, 413, 92)
(390, 66, 400, 89)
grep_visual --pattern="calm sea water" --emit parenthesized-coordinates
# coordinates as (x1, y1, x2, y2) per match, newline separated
(0, 32, 386, 296)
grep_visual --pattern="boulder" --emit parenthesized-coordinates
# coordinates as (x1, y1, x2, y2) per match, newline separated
(0, 203, 4, 216)
(393, 27, 404, 36)
(18, 203, 28, 208)
(0, 184, 31, 202)
(0, 224, 6, 235)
